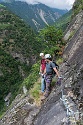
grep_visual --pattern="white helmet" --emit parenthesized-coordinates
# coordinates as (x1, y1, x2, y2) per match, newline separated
(40, 53, 44, 56)
(45, 54, 51, 59)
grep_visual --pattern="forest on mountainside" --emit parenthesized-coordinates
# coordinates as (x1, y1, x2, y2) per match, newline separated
(0, 4, 65, 116)
(1, 1, 68, 31)
(2, 0, 82, 116)
(0, 5, 42, 115)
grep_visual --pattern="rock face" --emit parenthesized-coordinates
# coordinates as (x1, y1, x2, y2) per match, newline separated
(0, 4, 83, 125)
(64, 11, 83, 41)
(0, 94, 39, 125)
(33, 10, 83, 125)
(33, 88, 67, 125)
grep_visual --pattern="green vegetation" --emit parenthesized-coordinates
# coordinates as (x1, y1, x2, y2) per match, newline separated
(2, 1, 68, 31)
(37, 26, 65, 56)
(29, 58, 62, 105)
(0, 48, 22, 114)
(0, 5, 67, 116)
(0, 4, 5, 7)
(20, 62, 40, 92)
(73, 0, 83, 16)
(0, 5, 43, 56)
(20, 26, 65, 105)
(68, 30, 76, 40)
(0, 5, 43, 116)
(54, 10, 72, 31)
(0, 0, 82, 121)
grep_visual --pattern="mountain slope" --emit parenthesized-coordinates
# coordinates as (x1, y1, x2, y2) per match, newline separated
(0, 0, 83, 124)
(34, 1, 83, 124)
(34, 1, 83, 125)
(52, 8, 68, 15)
(55, 10, 72, 31)
(1, 1, 68, 31)
(0, 5, 43, 114)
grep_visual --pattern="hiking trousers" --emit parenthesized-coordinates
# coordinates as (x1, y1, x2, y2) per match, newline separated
(44, 74, 52, 97)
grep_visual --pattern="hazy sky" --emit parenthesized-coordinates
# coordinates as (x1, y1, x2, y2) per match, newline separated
(19, 0, 75, 10)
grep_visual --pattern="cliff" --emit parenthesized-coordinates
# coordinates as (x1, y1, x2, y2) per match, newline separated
(0, 1, 83, 125)
(34, 6, 83, 125)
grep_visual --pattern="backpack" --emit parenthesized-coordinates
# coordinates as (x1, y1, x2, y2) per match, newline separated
(50, 61, 59, 77)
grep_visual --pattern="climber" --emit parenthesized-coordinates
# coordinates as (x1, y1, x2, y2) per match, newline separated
(39, 53, 46, 94)
(41, 54, 62, 100)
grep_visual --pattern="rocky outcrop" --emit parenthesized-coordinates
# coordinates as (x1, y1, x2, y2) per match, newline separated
(0, 2, 83, 125)
(0, 94, 39, 125)
(33, 10, 83, 125)
(64, 11, 83, 41)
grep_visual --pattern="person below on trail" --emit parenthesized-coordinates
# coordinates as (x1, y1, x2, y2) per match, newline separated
(41, 54, 62, 100)
(39, 53, 46, 94)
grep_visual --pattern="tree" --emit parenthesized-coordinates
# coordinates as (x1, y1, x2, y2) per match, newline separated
(37, 25, 64, 55)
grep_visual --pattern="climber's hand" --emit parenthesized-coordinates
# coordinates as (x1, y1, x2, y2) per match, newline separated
(57, 76, 62, 85)
(41, 74, 44, 78)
